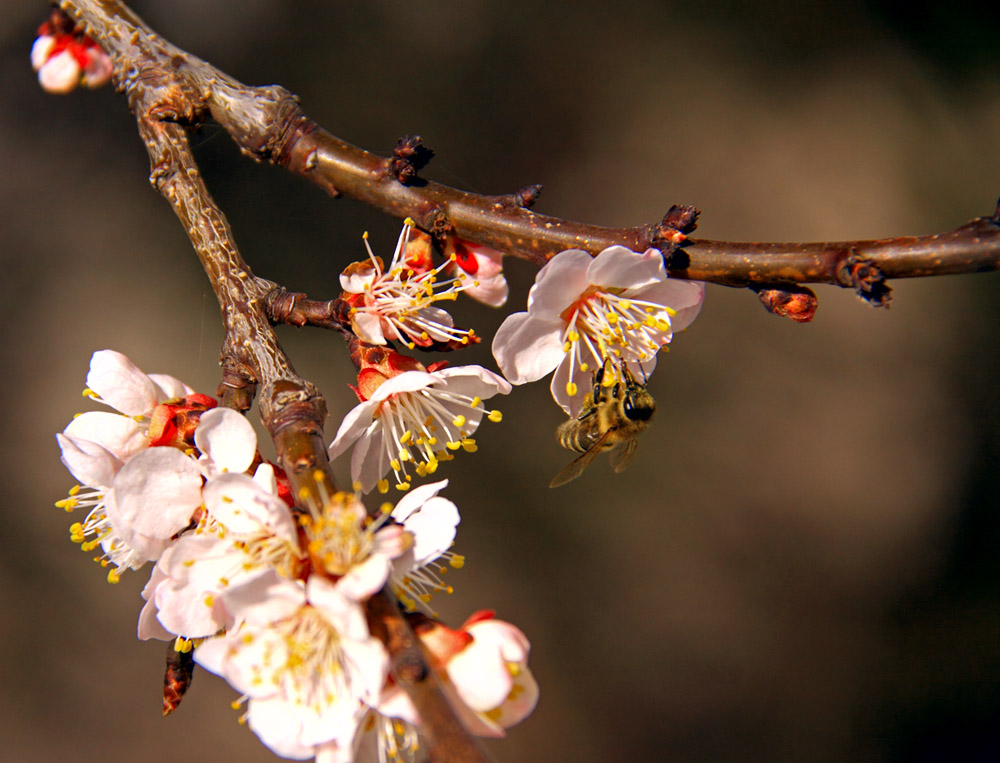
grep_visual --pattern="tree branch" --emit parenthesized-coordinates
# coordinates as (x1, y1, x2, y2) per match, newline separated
(61, 0, 1000, 304)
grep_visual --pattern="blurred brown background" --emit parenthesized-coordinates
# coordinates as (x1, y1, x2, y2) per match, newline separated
(2, 1, 999, 761)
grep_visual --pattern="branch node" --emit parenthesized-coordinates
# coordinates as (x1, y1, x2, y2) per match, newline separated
(422, 207, 453, 238)
(652, 204, 700, 267)
(388, 134, 434, 186)
(843, 254, 893, 308)
(750, 284, 818, 323)
(514, 184, 543, 209)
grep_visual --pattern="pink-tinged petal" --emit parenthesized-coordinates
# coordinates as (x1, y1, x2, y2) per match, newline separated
(156, 570, 231, 639)
(307, 576, 371, 641)
(491, 312, 565, 384)
(315, 738, 355, 763)
(467, 619, 531, 664)
(526, 249, 593, 317)
(334, 554, 392, 602)
(489, 665, 540, 729)
(38, 50, 80, 93)
(372, 524, 407, 559)
(56, 433, 122, 488)
(87, 350, 159, 417)
(81, 49, 112, 88)
(63, 411, 147, 461)
(203, 472, 295, 539)
(366, 370, 436, 401)
(631, 277, 706, 333)
(447, 642, 514, 713)
(586, 245, 665, 290)
(390, 479, 449, 522)
(432, 366, 512, 398)
(31, 35, 54, 71)
(110, 447, 202, 541)
(349, 425, 381, 493)
(352, 311, 387, 344)
(147, 373, 194, 401)
(406, 496, 460, 566)
(253, 462, 278, 494)
(466, 245, 504, 278)
(328, 400, 381, 460)
(340, 269, 376, 293)
(195, 407, 257, 474)
(246, 697, 316, 760)
(550, 355, 597, 417)
(195, 629, 290, 700)
(377, 686, 420, 724)
(222, 572, 305, 627)
(137, 567, 172, 641)
(465, 272, 509, 307)
(337, 637, 390, 708)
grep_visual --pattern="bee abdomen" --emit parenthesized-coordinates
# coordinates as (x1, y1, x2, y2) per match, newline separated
(556, 420, 601, 453)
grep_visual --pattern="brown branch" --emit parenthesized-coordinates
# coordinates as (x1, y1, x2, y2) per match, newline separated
(61, 0, 1000, 303)
(59, 1, 499, 758)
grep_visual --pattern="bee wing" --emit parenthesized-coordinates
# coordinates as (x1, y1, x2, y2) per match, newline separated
(609, 437, 639, 474)
(549, 430, 615, 488)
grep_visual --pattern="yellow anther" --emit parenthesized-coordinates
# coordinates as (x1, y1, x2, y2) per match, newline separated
(400, 430, 413, 445)
(204, 594, 215, 607)
(390, 459, 402, 471)
(403, 217, 415, 227)
(395, 482, 411, 492)
(619, 299, 632, 309)
(471, 396, 482, 407)
(566, 382, 578, 397)
(380, 502, 393, 515)
(446, 441, 461, 451)
(352, 481, 363, 492)
(452, 414, 466, 427)
(231, 700, 242, 710)
(449, 554, 466, 569)
(362, 230, 369, 239)
(425, 458, 439, 474)
(665, 305, 678, 317)
(563, 341, 572, 353)
(606, 312, 619, 325)
(298, 486, 310, 500)
(461, 438, 478, 453)
(55, 498, 78, 511)
(487, 410, 503, 423)
(399, 450, 411, 462)
(568, 330, 580, 342)
(378, 479, 390, 494)
(68, 485, 81, 496)
(105, 568, 120, 584)
(416, 463, 428, 477)
(82, 388, 99, 399)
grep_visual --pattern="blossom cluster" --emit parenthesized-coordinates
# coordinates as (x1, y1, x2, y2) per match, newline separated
(57, 351, 536, 761)
(31, 10, 112, 94)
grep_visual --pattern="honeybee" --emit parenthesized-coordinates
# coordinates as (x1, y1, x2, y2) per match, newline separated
(549, 360, 656, 487)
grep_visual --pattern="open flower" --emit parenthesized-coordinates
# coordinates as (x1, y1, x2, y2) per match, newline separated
(340, 221, 476, 349)
(492, 245, 704, 415)
(195, 574, 389, 759)
(55, 350, 216, 581)
(329, 359, 510, 494)
(356, 610, 538, 760)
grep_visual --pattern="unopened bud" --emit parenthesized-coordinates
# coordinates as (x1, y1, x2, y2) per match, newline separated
(752, 284, 818, 323)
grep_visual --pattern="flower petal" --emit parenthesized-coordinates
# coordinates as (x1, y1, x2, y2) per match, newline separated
(586, 245, 665, 290)
(62, 411, 147, 461)
(148, 373, 194, 401)
(87, 350, 161, 417)
(491, 312, 565, 384)
(195, 407, 257, 475)
(109, 447, 203, 545)
(525, 249, 593, 317)
(56, 433, 122, 488)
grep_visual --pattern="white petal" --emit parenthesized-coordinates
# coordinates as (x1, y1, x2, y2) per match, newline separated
(432, 365, 512, 398)
(195, 407, 257, 475)
(56, 433, 122, 488)
(465, 272, 509, 307)
(366, 371, 435, 401)
(334, 554, 391, 603)
(447, 641, 513, 713)
(246, 696, 316, 760)
(491, 312, 565, 384)
(352, 312, 387, 344)
(110, 447, 203, 542)
(30, 35, 54, 71)
(390, 479, 449, 522)
(586, 245, 665, 290)
(87, 350, 159, 417)
(328, 400, 381, 460)
(398, 496, 459, 567)
(148, 373, 194, 401)
(525, 249, 593, 317)
(222, 572, 305, 627)
(63, 411, 147, 461)
(349, 425, 381, 494)
(38, 50, 80, 94)
(307, 576, 370, 641)
(81, 49, 112, 88)
(630, 277, 706, 333)
(550, 354, 598, 417)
